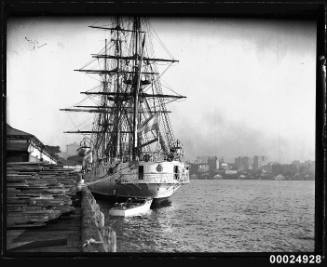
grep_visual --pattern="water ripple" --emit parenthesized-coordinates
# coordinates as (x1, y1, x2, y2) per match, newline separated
(97, 179, 314, 252)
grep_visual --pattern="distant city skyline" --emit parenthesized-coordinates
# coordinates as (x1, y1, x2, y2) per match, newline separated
(189, 154, 314, 165)
(7, 17, 316, 163)
(188, 153, 315, 181)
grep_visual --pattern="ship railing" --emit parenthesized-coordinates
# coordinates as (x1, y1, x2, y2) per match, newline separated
(120, 173, 172, 184)
(120, 172, 190, 184)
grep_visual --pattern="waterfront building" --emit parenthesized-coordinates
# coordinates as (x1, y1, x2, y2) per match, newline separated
(6, 124, 57, 164)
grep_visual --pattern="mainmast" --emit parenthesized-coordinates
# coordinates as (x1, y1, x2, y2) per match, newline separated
(115, 16, 121, 160)
(102, 38, 108, 157)
(108, 16, 123, 160)
(132, 17, 145, 161)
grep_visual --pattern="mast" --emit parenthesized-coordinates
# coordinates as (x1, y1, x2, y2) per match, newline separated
(132, 17, 142, 161)
(115, 16, 121, 159)
(103, 38, 108, 157)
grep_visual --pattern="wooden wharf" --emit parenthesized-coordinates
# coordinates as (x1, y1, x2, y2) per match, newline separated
(5, 162, 116, 253)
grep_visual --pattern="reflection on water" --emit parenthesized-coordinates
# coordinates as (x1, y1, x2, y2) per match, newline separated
(96, 180, 314, 252)
(151, 199, 172, 209)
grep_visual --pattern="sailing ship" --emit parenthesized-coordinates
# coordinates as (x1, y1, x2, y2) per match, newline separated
(61, 17, 189, 202)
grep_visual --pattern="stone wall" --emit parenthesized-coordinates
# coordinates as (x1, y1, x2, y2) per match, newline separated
(81, 187, 116, 252)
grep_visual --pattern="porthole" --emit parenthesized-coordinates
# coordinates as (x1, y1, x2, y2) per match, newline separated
(156, 164, 163, 172)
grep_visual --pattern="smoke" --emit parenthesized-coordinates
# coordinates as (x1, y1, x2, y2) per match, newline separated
(174, 109, 314, 163)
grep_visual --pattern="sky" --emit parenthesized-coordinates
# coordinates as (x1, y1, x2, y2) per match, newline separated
(7, 17, 316, 163)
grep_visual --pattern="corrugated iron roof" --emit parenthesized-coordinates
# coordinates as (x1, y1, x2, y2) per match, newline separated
(7, 124, 33, 137)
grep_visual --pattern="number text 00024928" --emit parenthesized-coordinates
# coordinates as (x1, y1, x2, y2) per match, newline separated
(269, 255, 322, 264)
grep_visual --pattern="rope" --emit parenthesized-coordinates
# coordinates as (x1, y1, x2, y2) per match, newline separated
(146, 21, 174, 59)
(82, 238, 103, 247)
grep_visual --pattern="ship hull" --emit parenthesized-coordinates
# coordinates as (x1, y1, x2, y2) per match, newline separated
(84, 160, 189, 200)
(89, 181, 181, 199)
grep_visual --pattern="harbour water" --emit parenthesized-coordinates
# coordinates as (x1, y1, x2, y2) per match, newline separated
(96, 179, 315, 252)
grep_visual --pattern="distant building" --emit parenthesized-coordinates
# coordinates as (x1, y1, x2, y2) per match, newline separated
(303, 160, 315, 174)
(59, 142, 81, 159)
(225, 170, 237, 175)
(44, 145, 61, 155)
(291, 160, 301, 173)
(220, 162, 229, 170)
(253, 156, 266, 170)
(198, 162, 209, 173)
(207, 156, 218, 174)
(189, 163, 199, 175)
(235, 156, 252, 171)
(227, 162, 235, 170)
(66, 142, 80, 156)
(189, 156, 212, 176)
(271, 163, 283, 175)
(271, 162, 308, 177)
(218, 157, 227, 170)
(262, 162, 273, 173)
(6, 124, 57, 164)
(194, 156, 210, 172)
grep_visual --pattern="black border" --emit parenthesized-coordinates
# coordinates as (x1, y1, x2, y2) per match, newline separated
(1, 0, 326, 265)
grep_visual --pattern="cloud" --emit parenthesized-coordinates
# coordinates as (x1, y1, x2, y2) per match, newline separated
(57, 42, 65, 49)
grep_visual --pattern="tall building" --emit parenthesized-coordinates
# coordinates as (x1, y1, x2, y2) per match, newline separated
(207, 156, 218, 173)
(253, 156, 266, 170)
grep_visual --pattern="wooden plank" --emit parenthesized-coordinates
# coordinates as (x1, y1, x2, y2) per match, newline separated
(7, 223, 47, 229)
(6, 230, 26, 245)
(6, 162, 80, 229)
(8, 238, 68, 251)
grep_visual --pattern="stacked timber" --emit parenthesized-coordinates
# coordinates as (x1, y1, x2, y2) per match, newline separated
(6, 162, 80, 229)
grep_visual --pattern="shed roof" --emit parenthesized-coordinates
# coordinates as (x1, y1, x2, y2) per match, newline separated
(7, 124, 33, 137)
(6, 124, 57, 162)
